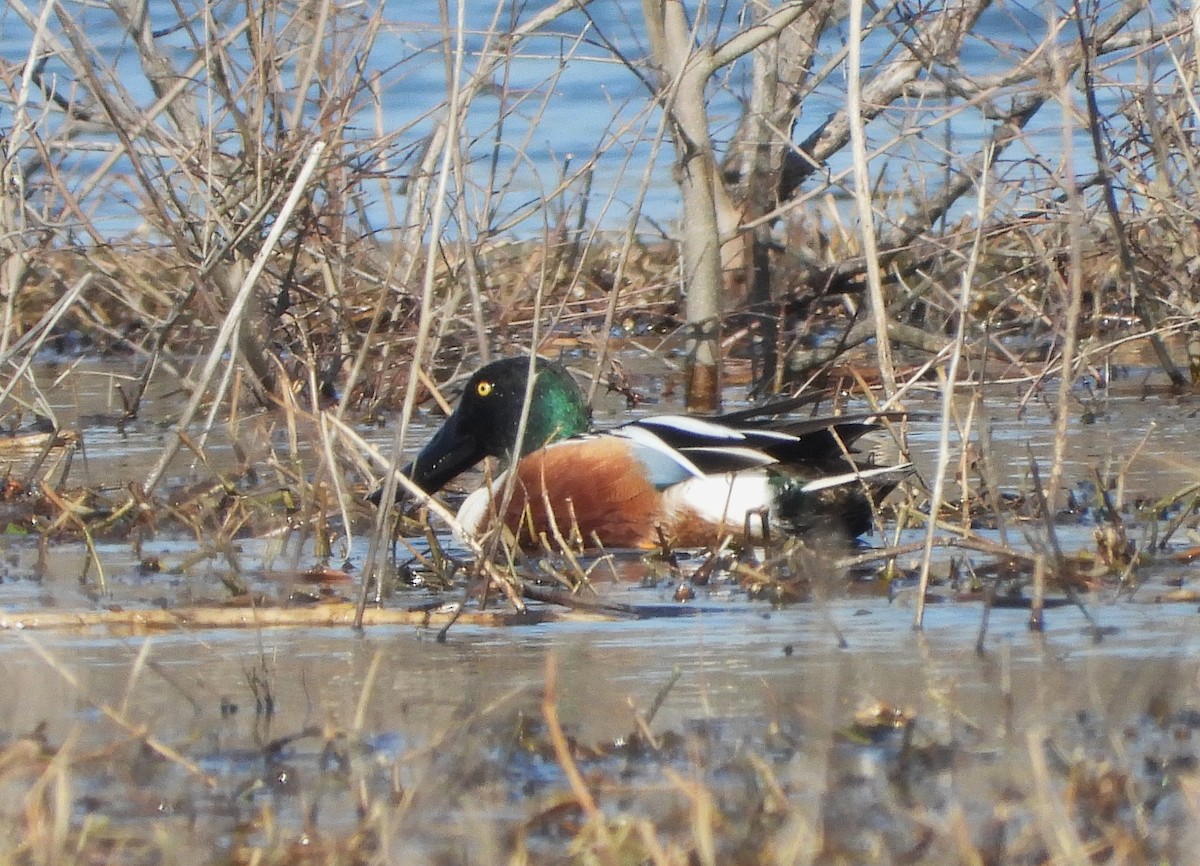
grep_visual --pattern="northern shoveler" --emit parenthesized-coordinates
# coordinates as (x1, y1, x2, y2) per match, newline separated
(398, 356, 913, 549)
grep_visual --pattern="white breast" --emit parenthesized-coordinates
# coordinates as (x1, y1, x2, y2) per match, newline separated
(454, 473, 508, 541)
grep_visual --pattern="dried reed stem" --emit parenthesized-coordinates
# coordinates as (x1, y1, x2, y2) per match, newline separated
(915, 150, 990, 628)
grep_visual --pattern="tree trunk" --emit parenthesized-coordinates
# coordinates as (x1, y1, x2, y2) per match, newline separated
(720, 4, 831, 392)
(642, 1, 724, 410)
(641, 0, 810, 410)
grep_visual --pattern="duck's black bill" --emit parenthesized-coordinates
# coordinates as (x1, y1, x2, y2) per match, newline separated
(368, 410, 485, 506)
(366, 457, 426, 505)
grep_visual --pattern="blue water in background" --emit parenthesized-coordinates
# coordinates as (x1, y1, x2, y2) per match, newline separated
(0, 0, 1173, 243)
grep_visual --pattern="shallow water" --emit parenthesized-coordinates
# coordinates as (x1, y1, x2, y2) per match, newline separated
(1, 353, 1199, 861)
(5, 596, 1200, 862)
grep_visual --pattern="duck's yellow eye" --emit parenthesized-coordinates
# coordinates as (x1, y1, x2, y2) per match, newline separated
(476, 380, 494, 398)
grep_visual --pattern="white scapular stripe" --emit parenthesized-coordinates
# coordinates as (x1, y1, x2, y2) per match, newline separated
(614, 423, 705, 480)
(800, 462, 913, 492)
(679, 445, 778, 466)
(634, 414, 796, 442)
(632, 415, 748, 440)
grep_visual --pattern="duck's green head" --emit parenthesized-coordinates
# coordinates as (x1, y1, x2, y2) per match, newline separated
(406, 356, 590, 494)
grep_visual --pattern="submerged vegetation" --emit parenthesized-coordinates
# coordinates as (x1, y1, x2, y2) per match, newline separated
(1, 0, 1200, 862)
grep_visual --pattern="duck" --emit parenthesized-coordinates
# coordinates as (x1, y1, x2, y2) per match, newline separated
(397, 356, 913, 549)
